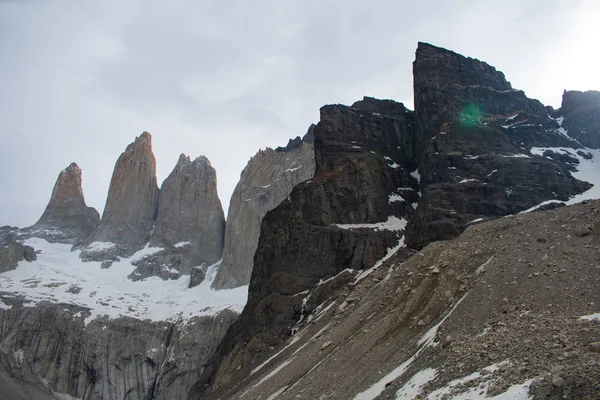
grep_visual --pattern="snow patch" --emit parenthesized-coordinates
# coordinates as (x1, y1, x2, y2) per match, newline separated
(395, 368, 437, 399)
(0, 239, 248, 325)
(355, 236, 405, 284)
(174, 241, 191, 248)
(410, 169, 421, 183)
(0, 299, 12, 310)
(580, 312, 600, 321)
(459, 178, 478, 184)
(84, 241, 115, 252)
(526, 146, 600, 208)
(334, 216, 407, 232)
(384, 156, 400, 169)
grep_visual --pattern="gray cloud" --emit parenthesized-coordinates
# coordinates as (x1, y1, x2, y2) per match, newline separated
(1, 0, 599, 226)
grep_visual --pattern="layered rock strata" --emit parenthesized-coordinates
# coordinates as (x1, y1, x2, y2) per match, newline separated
(211, 130, 315, 289)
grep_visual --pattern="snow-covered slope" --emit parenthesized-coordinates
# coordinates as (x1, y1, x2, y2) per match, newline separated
(0, 237, 248, 324)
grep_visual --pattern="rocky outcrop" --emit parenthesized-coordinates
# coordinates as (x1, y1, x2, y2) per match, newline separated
(130, 154, 225, 281)
(560, 90, 600, 149)
(189, 44, 599, 398)
(211, 130, 315, 289)
(0, 242, 36, 273)
(405, 42, 591, 249)
(28, 162, 99, 243)
(82, 132, 160, 260)
(192, 97, 419, 397)
(0, 300, 238, 400)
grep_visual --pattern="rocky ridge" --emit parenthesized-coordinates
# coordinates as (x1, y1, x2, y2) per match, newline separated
(190, 43, 599, 398)
(212, 130, 315, 289)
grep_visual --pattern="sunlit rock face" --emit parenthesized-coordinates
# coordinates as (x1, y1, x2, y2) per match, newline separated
(406, 42, 590, 249)
(82, 132, 159, 259)
(28, 162, 99, 244)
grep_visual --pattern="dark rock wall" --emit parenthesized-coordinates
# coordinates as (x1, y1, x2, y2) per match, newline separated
(406, 42, 591, 249)
(191, 98, 419, 397)
(561, 90, 600, 149)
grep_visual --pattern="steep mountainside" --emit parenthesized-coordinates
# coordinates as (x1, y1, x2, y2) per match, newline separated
(212, 131, 315, 290)
(81, 131, 160, 260)
(190, 43, 599, 399)
(198, 200, 600, 399)
(406, 42, 589, 249)
(193, 96, 420, 396)
(1, 42, 599, 400)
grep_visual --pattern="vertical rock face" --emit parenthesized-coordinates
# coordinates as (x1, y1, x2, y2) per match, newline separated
(211, 130, 315, 290)
(406, 42, 591, 249)
(31, 162, 99, 243)
(151, 154, 224, 252)
(129, 154, 226, 281)
(192, 98, 419, 397)
(83, 132, 159, 257)
(0, 304, 238, 400)
(561, 90, 600, 149)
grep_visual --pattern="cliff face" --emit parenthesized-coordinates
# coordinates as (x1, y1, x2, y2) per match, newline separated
(211, 131, 315, 290)
(29, 162, 100, 243)
(189, 45, 598, 398)
(82, 132, 160, 259)
(130, 155, 225, 281)
(192, 97, 420, 397)
(561, 90, 600, 149)
(406, 42, 590, 249)
(0, 300, 238, 400)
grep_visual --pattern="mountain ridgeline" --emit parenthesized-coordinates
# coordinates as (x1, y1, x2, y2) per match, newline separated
(190, 43, 600, 398)
(0, 42, 599, 400)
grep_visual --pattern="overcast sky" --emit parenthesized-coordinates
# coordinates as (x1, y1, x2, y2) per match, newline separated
(1, 0, 599, 227)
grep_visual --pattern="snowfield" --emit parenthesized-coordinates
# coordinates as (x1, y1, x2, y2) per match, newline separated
(0, 238, 248, 324)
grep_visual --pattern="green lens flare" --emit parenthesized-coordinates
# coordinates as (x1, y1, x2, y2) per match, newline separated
(458, 104, 483, 127)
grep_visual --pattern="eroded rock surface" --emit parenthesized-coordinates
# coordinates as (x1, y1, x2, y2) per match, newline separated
(212, 130, 315, 289)
(0, 302, 238, 400)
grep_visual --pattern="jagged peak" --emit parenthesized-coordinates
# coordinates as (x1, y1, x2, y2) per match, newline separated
(175, 153, 211, 168)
